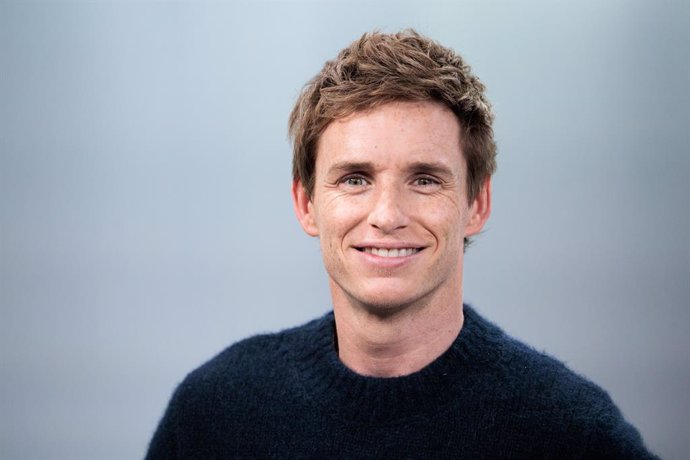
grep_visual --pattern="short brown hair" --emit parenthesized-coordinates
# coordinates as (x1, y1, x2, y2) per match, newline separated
(289, 29, 496, 204)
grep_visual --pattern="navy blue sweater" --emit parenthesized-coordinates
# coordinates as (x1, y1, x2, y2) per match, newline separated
(146, 305, 657, 459)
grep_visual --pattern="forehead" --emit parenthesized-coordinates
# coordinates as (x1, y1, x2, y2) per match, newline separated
(316, 100, 464, 171)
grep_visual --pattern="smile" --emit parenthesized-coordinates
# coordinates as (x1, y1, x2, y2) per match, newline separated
(358, 247, 422, 258)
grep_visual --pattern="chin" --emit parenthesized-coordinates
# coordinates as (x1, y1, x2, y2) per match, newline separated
(356, 301, 414, 318)
(349, 285, 427, 316)
(330, 276, 439, 316)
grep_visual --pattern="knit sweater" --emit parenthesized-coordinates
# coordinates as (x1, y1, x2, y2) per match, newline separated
(145, 305, 657, 459)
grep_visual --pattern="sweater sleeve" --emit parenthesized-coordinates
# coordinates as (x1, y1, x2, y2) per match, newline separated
(577, 391, 660, 460)
(144, 384, 183, 460)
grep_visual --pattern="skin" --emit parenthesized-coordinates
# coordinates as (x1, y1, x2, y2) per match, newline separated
(292, 100, 491, 377)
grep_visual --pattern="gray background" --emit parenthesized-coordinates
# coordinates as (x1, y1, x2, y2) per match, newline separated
(1, 1, 688, 459)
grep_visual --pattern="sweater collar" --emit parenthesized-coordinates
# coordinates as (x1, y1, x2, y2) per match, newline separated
(287, 304, 504, 424)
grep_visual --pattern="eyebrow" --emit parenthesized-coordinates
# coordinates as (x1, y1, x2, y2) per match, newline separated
(326, 161, 374, 176)
(404, 161, 455, 177)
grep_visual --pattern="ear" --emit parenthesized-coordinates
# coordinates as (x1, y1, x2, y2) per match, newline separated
(291, 179, 319, 237)
(465, 178, 492, 237)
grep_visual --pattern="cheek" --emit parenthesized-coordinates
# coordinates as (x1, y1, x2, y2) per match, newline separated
(313, 208, 358, 265)
(317, 197, 365, 235)
(419, 201, 463, 230)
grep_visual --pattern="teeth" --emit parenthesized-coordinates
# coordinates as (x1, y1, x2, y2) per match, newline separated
(363, 247, 420, 257)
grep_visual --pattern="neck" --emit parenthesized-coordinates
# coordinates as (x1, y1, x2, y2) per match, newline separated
(331, 285, 464, 378)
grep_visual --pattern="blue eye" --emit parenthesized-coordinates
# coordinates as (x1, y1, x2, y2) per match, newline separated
(415, 177, 439, 186)
(342, 176, 368, 187)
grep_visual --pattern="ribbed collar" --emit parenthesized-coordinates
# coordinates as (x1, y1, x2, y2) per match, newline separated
(287, 305, 504, 424)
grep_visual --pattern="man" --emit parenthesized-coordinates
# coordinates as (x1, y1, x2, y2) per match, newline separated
(146, 30, 657, 458)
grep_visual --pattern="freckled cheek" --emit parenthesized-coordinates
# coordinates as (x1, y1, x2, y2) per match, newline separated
(323, 199, 365, 226)
(316, 202, 364, 250)
(417, 212, 464, 246)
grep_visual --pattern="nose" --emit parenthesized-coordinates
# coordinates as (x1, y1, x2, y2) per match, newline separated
(367, 185, 410, 233)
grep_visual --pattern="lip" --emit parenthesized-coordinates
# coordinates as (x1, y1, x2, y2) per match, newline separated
(354, 242, 426, 250)
(352, 243, 426, 268)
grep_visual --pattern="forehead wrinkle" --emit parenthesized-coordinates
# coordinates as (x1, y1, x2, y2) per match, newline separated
(317, 102, 465, 179)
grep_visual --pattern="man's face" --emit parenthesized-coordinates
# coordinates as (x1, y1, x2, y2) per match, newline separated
(293, 100, 490, 312)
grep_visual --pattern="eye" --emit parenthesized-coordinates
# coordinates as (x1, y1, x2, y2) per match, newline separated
(413, 176, 441, 187)
(341, 175, 369, 188)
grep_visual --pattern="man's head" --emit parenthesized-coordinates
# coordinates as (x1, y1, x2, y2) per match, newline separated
(289, 30, 495, 312)
(289, 29, 497, 209)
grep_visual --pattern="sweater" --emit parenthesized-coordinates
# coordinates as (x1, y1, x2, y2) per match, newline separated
(145, 305, 658, 459)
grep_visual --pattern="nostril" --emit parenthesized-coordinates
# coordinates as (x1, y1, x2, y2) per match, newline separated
(366, 196, 410, 233)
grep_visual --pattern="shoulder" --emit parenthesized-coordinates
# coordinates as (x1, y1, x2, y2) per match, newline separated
(465, 306, 657, 458)
(494, 324, 605, 402)
(145, 314, 333, 459)
(464, 305, 617, 406)
(175, 312, 331, 399)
